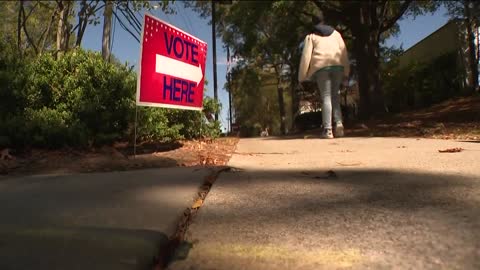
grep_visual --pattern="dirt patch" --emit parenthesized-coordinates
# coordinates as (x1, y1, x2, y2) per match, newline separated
(0, 137, 239, 176)
(345, 96, 480, 141)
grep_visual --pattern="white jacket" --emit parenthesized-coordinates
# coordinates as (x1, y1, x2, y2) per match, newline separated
(298, 30, 350, 82)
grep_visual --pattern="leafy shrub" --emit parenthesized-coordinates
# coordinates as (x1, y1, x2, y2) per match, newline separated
(12, 49, 137, 147)
(136, 107, 183, 143)
(382, 52, 463, 112)
(167, 96, 222, 139)
(134, 96, 221, 143)
(0, 42, 28, 121)
(23, 107, 72, 147)
(0, 47, 222, 149)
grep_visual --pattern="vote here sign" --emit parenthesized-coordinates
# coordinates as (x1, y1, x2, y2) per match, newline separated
(136, 14, 207, 110)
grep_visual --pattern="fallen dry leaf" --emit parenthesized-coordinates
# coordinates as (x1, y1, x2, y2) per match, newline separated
(192, 199, 203, 209)
(1, 149, 14, 160)
(326, 170, 337, 178)
(336, 162, 362, 166)
(438, 148, 464, 153)
(2, 137, 239, 175)
(205, 157, 217, 166)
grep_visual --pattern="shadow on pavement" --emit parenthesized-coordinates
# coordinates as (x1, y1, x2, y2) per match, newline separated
(0, 167, 212, 270)
(168, 168, 480, 269)
(0, 225, 168, 270)
(213, 168, 478, 217)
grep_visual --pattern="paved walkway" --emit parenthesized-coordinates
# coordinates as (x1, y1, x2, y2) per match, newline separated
(0, 167, 211, 270)
(170, 137, 480, 270)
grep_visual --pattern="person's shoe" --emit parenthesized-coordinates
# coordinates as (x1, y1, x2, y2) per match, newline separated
(321, 128, 334, 139)
(334, 123, 344, 137)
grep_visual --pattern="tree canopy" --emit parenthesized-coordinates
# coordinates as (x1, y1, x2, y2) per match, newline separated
(188, 0, 441, 131)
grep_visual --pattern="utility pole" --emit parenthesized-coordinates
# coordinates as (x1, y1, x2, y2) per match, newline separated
(227, 46, 232, 133)
(211, 0, 219, 121)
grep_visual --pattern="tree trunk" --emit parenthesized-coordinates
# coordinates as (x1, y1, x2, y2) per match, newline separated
(351, 8, 385, 120)
(290, 82, 298, 129)
(288, 62, 299, 131)
(102, 0, 113, 61)
(64, 1, 72, 52)
(56, 1, 64, 53)
(56, 0, 70, 57)
(277, 85, 286, 135)
(75, 0, 88, 47)
(354, 38, 384, 119)
(17, 1, 23, 55)
(465, 1, 479, 92)
(477, 23, 480, 93)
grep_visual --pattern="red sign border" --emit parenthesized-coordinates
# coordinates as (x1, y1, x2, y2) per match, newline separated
(136, 13, 207, 111)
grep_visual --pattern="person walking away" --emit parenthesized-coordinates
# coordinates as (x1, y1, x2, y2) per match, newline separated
(298, 13, 350, 139)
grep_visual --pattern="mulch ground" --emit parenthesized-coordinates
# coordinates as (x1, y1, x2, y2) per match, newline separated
(0, 137, 239, 176)
(344, 95, 480, 141)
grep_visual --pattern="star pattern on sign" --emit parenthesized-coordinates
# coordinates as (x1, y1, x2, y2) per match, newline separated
(144, 17, 149, 43)
(145, 17, 161, 43)
(144, 15, 208, 58)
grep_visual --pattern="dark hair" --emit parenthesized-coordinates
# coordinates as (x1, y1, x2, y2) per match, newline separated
(312, 11, 325, 25)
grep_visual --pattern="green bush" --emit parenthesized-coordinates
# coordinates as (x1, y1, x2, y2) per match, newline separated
(167, 96, 222, 139)
(382, 52, 463, 112)
(11, 49, 137, 147)
(23, 107, 72, 147)
(135, 96, 221, 143)
(0, 42, 28, 120)
(0, 47, 222, 149)
(136, 107, 183, 143)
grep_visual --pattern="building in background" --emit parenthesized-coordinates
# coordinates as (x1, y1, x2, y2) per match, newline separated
(384, 18, 480, 111)
(398, 18, 479, 87)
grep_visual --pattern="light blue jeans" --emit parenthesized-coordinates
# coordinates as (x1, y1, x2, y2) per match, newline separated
(313, 69, 343, 129)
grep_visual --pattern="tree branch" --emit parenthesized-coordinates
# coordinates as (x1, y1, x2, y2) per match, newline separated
(377, 0, 389, 40)
(24, 2, 39, 21)
(379, 0, 389, 22)
(311, 0, 353, 25)
(75, 0, 100, 45)
(18, 0, 23, 54)
(311, 0, 342, 13)
(72, 0, 87, 35)
(38, 8, 57, 55)
(71, 24, 80, 34)
(302, 10, 317, 19)
(380, 0, 413, 33)
(38, 1, 54, 9)
(21, 3, 38, 55)
(87, 1, 99, 16)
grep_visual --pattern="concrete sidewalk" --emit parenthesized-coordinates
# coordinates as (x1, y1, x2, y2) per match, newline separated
(0, 167, 212, 270)
(170, 137, 480, 270)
